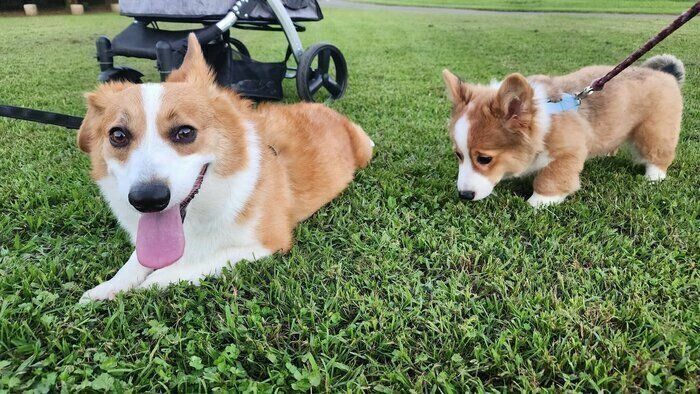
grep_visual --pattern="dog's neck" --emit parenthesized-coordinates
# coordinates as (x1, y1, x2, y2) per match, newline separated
(183, 121, 263, 230)
(510, 82, 554, 178)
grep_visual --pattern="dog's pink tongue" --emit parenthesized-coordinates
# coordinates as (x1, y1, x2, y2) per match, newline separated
(135, 206, 185, 269)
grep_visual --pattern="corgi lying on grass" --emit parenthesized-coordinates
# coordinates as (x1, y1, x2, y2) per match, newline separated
(79, 34, 373, 301)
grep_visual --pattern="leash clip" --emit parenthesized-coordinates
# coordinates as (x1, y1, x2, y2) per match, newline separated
(575, 86, 594, 101)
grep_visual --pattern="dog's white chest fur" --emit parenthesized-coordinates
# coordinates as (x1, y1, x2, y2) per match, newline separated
(520, 150, 553, 177)
(178, 131, 265, 261)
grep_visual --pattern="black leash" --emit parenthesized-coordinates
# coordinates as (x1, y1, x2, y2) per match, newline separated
(0, 105, 83, 130)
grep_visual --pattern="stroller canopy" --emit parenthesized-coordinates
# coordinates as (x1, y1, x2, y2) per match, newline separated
(119, 0, 323, 23)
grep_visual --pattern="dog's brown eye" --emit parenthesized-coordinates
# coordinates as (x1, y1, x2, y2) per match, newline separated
(109, 127, 130, 148)
(476, 155, 493, 165)
(171, 126, 197, 144)
(454, 151, 464, 161)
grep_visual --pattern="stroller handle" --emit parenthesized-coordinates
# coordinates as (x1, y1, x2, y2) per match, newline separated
(207, 0, 257, 40)
(216, 12, 238, 32)
(165, 2, 251, 78)
(195, 0, 258, 44)
(196, 22, 229, 45)
(193, 12, 237, 45)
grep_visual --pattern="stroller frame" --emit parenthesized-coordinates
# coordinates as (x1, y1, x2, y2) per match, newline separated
(268, 0, 304, 69)
(97, 0, 348, 102)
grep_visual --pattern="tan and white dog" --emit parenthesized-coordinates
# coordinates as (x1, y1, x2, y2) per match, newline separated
(443, 55, 684, 207)
(78, 34, 373, 301)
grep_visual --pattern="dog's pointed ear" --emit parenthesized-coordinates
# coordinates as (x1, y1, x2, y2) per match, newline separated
(167, 33, 215, 85)
(496, 73, 534, 131)
(442, 69, 471, 104)
(77, 93, 100, 153)
(77, 82, 130, 153)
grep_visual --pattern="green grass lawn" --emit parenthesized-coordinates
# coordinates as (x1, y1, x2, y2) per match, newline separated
(1, 8, 699, 392)
(352, 0, 696, 14)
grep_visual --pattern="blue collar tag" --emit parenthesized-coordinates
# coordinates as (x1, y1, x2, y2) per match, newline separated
(545, 93, 580, 114)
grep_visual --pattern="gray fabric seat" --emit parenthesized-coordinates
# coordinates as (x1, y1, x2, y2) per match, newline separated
(120, 0, 234, 19)
(119, 0, 323, 23)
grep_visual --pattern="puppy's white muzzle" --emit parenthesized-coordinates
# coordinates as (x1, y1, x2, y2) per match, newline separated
(457, 164, 494, 201)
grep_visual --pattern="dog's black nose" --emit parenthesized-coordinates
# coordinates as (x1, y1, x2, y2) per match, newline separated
(458, 190, 476, 200)
(128, 182, 170, 213)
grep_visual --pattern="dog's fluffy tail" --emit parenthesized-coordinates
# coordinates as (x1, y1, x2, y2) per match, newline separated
(347, 122, 374, 168)
(642, 54, 685, 85)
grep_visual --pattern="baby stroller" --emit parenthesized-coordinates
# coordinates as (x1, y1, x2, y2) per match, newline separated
(96, 0, 348, 102)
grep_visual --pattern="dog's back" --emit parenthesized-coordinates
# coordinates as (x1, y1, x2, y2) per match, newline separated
(255, 103, 374, 222)
(533, 55, 683, 160)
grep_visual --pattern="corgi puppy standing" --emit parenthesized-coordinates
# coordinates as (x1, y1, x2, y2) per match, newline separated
(443, 54, 684, 207)
(78, 34, 373, 301)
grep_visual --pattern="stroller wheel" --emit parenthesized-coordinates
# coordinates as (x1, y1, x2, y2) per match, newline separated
(296, 43, 348, 102)
(229, 37, 250, 58)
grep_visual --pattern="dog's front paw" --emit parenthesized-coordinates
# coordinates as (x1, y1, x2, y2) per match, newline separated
(137, 267, 200, 290)
(527, 192, 567, 208)
(79, 280, 128, 303)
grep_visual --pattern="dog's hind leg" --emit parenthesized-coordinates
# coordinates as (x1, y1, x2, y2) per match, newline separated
(80, 252, 153, 302)
(630, 115, 680, 182)
(629, 85, 682, 182)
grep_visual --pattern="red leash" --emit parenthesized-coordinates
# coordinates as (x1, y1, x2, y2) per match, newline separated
(577, 1, 700, 99)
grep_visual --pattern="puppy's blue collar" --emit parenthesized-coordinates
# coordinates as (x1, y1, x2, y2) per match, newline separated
(545, 93, 581, 114)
